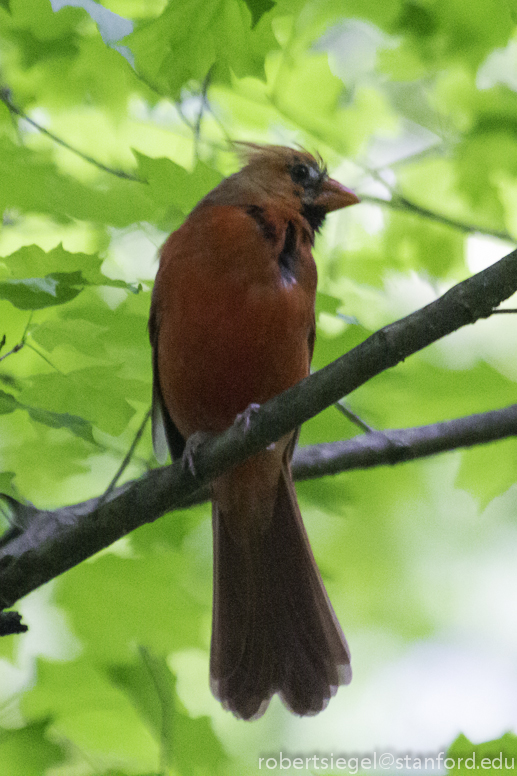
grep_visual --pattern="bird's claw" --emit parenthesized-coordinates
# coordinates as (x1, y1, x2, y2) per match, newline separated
(234, 403, 275, 450)
(181, 430, 213, 476)
(234, 403, 261, 431)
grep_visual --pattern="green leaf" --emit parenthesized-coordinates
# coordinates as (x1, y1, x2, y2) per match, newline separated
(8, 0, 85, 40)
(22, 658, 161, 766)
(2, 244, 139, 293)
(172, 709, 228, 776)
(382, 209, 466, 277)
(134, 153, 223, 220)
(0, 137, 156, 226)
(0, 471, 16, 499)
(315, 291, 341, 316)
(0, 275, 83, 309)
(130, 503, 207, 553)
(396, 1, 438, 37)
(448, 732, 517, 774)
(0, 386, 96, 442)
(456, 437, 517, 508)
(243, 0, 275, 27)
(0, 719, 66, 776)
(436, 0, 513, 69)
(20, 366, 145, 436)
(31, 287, 152, 372)
(398, 154, 508, 235)
(31, 317, 111, 357)
(108, 649, 177, 767)
(108, 648, 227, 775)
(24, 406, 97, 444)
(55, 552, 206, 661)
(0, 389, 17, 414)
(352, 360, 517, 432)
(386, 0, 513, 71)
(124, 0, 277, 98)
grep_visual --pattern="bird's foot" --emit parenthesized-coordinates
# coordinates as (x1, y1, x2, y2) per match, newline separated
(234, 403, 275, 450)
(234, 402, 261, 431)
(181, 430, 214, 477)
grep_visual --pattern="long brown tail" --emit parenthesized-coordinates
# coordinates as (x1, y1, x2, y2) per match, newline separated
(210, 466, 351, 720)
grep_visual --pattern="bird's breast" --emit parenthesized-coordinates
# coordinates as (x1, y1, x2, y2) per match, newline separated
(155, 205, 316, 437)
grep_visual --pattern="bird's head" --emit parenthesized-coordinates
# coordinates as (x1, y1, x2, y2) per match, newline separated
(234, 144, 360, 231)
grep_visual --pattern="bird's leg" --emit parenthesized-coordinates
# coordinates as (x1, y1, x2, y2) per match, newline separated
(182, 404, 263, 476)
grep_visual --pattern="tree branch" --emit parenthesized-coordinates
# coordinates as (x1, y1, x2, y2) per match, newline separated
(293, 404, 517, 478)
(1, 248, 517, 615)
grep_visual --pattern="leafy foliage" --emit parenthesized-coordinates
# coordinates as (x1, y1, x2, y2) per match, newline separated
(0, 0, 516, 773)
(0, 718, 67, 775)
(448, 732, 517, 775)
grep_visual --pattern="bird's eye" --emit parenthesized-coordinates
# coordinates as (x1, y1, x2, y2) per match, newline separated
(290, 163, 311, 185)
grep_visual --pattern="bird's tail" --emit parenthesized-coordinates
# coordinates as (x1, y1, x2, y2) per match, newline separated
(210, 465, 351, 720)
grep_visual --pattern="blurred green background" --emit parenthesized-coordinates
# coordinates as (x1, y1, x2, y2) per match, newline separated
(1, 0, 517, 773)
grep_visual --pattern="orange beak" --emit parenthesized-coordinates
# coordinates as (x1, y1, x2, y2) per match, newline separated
(316, 177, 360, 213)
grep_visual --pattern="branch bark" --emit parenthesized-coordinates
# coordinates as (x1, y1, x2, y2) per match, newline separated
(293, 404, 517, 478)
(1, 248, 517, 615)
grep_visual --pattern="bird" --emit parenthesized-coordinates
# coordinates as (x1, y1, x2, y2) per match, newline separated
(149, 144, 360, 720)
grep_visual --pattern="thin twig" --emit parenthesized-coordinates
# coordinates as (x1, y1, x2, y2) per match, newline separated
(2, 86, 515, 244)
(355, 142, 446, 189)
(175, 100, 195, 131)
(101, 407, 152, 501)
(193, 67, 213, 159)
(0, 340, 24, 363)
(0, 313, 33, 363)
(24, 341, 64, 373)
(0, 88, 142, 182)
(334, 400, 374, 433)
(361, 193, 516, 242)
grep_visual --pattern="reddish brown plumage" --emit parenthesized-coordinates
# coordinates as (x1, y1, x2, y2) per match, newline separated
(149, 145, 359, 719)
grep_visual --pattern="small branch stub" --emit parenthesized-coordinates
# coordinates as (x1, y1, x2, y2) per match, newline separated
(0, 610, 27, 636)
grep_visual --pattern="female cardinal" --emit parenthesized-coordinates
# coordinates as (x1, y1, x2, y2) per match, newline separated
(149, 144, 359, 719)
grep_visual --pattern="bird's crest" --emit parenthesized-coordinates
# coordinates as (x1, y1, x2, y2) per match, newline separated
(232, 142, 327, 178)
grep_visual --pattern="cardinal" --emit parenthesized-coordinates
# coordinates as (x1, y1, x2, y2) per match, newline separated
(149, 144, 359, 719)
